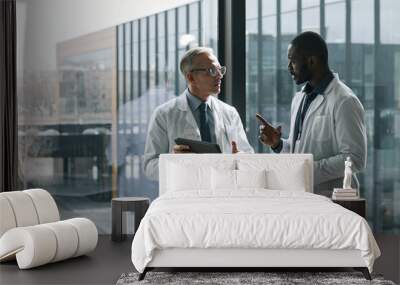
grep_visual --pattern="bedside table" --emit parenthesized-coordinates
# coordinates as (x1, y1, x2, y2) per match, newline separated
(111, 197, 150, 242)
(332, 198, 366, 218)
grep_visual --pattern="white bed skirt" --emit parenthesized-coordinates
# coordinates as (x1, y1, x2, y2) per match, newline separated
(148, 248, 366, 268)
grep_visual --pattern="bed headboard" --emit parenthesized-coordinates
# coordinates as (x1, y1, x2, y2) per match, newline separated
(159, 153, 314, 195)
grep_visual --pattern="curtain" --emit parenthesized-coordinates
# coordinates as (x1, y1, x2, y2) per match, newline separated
(0, 0, 17, 192)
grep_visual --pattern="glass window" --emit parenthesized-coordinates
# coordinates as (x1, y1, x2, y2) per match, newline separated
(149, 16, 156, 90)
(132, 21, 139, 101)
(203, 0, 218, 51)
(352, 0, 374, 44)
(325, 0, 345, 43)
(17, 0, 217, 234)
(189, 3, 199, 34)
(158, 13, 165, 38)
(124, 23, 131, 124)
(281, 0, 297, 36)
(157, 13, 166, 93)
(167, 9, 176, 92)
(246, 0, 261, 151)
(381, 0, 400, 44)
(302, 0, 320, 33)
(262, 1, 277, 37)
(118, 26, 124, 112)
(178, 6, 187, 35)
(18, 27, 116, 234)
(246, 0, 400, 233)
(115, 0, 218, 203)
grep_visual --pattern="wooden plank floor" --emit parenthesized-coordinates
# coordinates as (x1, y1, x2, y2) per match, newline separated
(0, 234, 398, 285)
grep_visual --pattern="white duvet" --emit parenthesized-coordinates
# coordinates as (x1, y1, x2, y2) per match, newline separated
(131, 190, 380, 273)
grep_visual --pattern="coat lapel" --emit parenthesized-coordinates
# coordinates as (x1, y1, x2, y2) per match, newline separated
(304, 94, 324, 123)
(177, 90, 201, 139)
(302, 75, 338, 127)
(290, 93, 304, 153)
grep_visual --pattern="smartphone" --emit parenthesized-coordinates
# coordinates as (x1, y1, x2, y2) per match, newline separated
(256, 113, 274, 129)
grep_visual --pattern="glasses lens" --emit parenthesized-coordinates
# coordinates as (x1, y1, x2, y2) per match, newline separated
(207, 67, 217, 77)
(220, 66, 226, 76)
(208, 66, 226, 77)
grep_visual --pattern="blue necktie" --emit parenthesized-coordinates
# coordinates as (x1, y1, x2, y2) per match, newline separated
(199, 102, 211, 142)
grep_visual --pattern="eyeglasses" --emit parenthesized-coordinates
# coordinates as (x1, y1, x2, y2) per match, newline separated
(190, 66, 226, 77)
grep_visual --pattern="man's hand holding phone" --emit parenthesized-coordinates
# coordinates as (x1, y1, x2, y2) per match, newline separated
(256, 113, 282, 148)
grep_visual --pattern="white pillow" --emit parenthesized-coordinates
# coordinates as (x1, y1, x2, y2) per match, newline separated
(211, 169, 268, 191)
(212, 169, 236, 190)
(266, 162, 306, 191)
(237, 159, 307, 191)
(167, 162, 211, 191)
(236, 169, 268, 189)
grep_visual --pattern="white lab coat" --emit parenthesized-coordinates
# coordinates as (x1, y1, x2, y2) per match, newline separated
(143, 89, 254, 180)
(281, 74, 367, 193)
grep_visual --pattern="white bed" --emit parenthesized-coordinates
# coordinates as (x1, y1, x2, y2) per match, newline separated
(131, 154, 380, 280)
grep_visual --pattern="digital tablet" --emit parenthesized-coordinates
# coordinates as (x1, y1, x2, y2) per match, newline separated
(174, 138, 222, 153)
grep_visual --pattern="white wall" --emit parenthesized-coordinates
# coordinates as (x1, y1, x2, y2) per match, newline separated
(17, 0, 196, 71)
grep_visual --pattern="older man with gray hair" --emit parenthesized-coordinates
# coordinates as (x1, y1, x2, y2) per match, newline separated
(143, 47, 253, 180)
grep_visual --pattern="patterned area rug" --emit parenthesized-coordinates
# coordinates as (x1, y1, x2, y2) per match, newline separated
(116, 271, 396, 285)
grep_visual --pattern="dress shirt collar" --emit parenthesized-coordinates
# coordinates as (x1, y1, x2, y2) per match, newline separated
(186, 89, 213, 111)
(303, 71, 334, 96)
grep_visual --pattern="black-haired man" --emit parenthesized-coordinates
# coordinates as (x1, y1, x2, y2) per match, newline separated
(258, 31, 367, 195)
